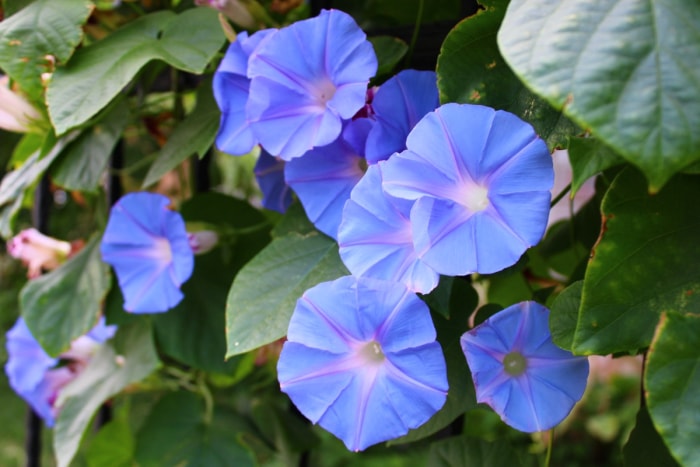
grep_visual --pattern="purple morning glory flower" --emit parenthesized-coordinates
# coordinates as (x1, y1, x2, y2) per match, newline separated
(338, 164, 439, 294)
(382, 103, 554, 276)
(461, 301, 589, 433)
(284, 124, 367, 239)
(214, 29, 276, 156)
(254, 149, 292, 213)
(5, 317, 116, 427)
(101, 192, 194, 314)
(246, 9, 377, 160)
(365, 69, 439, 164)
(277, 276, 448, 451)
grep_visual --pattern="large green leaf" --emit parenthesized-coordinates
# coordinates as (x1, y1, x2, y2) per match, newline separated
(134, 391, 255, 467)
(427, 436, 534, 467)
(549, 280, 582, 351)
(226, 209, 348, 357)
(572, 169, 700, 355)
(85, 415, 135, 467)
(498, 0, 700, 191)
(143, 82, 219, 188)
(645, 312, 700, 467)
(54, 320, 160, 467)
(47, 8, 225, 135)
(20, 234, 111, 356)
(0, 0, 92, 101)
(436, 0, 578, 150)
(623, 406, 679, 467)
(567, 137, 625, 196)
(153, 193, 270, 372)
(51, 100, 130, 192)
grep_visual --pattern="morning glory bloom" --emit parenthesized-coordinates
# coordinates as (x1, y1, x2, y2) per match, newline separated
(365, 69, 439, 164)
(101, 192, 194, 313)
(5, 317, 116, 427)
(214, 29, 276, 156)
(278, 276, 448, 451)
(285, 124, 367, 239)
(461, 301, 589, 433)
(246, 9, 377, 160)
(338, 164, 439, 294)
(382, 103, 554, 276)
(254, 149, 292, 213)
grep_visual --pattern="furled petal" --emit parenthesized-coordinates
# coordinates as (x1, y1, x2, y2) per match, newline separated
(278, 276, 447, 451)
(365, 70, 439, 163)
(254, 150, 292, 213)
(338, 164, 439, 293)
(5, 318, 57, 393)
(383, 103, 553, 275)
(461, 301, 589, 433)
(101, 192, 194, 313)
(247, 9, 377, 160)
(285, 131, 366, 239)
(214, 29, 276, 155)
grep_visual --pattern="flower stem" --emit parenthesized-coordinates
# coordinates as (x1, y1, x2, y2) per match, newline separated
(544, 428, 554, 467)
(405, 0, 425, 67)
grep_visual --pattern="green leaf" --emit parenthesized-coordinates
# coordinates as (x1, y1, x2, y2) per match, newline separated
(143, 82, 219, 188)
(54, 320, 160, 467)
(549, 280, 582, 351)
(226, 228, 348, 357)
(645, 312, 700, 467)
(85, 415, 135, 467)
(51, 100, 130, 192)
(567, 137, 625, 196)
(427, 436, 534, 467)
(573, 169, 700, 355)
(154, 193, 270, 372)
(623, 406, 679, 467)
(47, 8, 225, 135)
(369, 36, 408, 78)
(436, 0, 579, 150)
(20, 234, 111, 356)
(0, 132, 74, 237)
(0, 0, 92, 101)
(250, 399, 320, 454)
(498, 0, 700, 191)
(391, 304, 475, 444)
(134, 391, 255, 467)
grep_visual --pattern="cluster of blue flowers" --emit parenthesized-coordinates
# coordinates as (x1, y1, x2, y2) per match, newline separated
(86, 9, 590, 451)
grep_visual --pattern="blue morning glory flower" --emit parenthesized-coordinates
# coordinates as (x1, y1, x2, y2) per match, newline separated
(254, 149, 292, 213)
(461, 301, 589, 433)
(338, 164, 439, 294)
(284, 124, 367, 239)
(246, 9, 377, 160)
(5, 317, 116, 427)
(100, 192, 194, 314)
(278, 276, 448, 451)
(214, 29, 276, 156)
(365, 69, 439, 164)
(382, 103, 553, 276)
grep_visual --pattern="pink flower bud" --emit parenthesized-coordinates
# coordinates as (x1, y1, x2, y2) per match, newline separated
(187, 230, 219, 255)
(0, 76, 42, 133)
(7, 228, 72, 278)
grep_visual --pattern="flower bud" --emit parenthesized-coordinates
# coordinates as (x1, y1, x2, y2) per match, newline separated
(7, 228, 72, 278)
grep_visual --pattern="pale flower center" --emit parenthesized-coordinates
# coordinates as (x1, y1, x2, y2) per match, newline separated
(465, 185, 489, 212)
(359, 340, 385, 364)
(154, 237, 173, 264)
(315, 79, 337, 107)
(503, 351, 527, 376)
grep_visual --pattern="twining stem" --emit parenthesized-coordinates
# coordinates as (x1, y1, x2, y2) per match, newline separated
(550, 182, 571, 208)
(405, 0, 426, 67)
